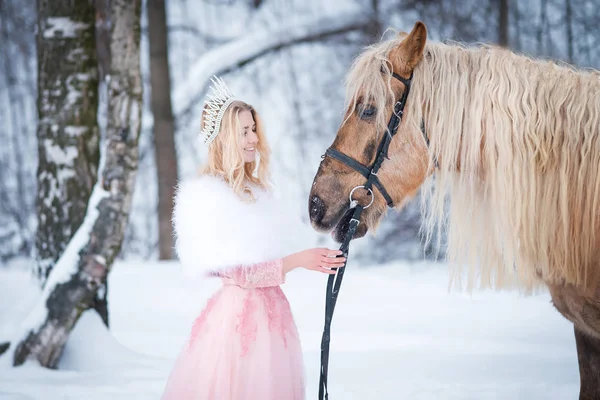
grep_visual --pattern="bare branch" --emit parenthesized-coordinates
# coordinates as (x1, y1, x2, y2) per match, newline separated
(173, 10, 371, 119)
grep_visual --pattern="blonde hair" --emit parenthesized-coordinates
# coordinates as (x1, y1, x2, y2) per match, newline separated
(200, 100, 272, 202)
(345, 32, 600, 293)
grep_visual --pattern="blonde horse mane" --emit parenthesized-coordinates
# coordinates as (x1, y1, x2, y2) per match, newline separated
(345, 32, 600, 293)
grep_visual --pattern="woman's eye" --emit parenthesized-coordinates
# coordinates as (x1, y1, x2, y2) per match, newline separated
(359, 105, 376, 119)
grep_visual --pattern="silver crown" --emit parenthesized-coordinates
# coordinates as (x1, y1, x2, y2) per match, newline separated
(200, 76, 237, 146)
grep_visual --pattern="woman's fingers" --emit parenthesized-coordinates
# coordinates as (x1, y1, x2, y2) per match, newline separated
(321, 256, 346, 266)
(320, 248, 343, 257)
(310, 263, 342, 274)
(302, 248, 347, 274)
(319, 266, 338, 274)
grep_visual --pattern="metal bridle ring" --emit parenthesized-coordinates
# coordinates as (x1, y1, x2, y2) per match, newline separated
(349, 186, 374, 209)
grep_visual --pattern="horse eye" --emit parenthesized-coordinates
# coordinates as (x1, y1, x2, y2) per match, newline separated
(359, 105, 376, 120)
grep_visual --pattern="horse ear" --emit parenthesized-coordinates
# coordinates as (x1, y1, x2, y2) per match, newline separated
(391, 21, 427, 71)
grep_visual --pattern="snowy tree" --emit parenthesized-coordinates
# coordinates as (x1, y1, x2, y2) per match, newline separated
(172, 9, 374, 119)
(11, 0, 142, 368)
(0, 0, 36, 263)
(34, 0, 100, 283)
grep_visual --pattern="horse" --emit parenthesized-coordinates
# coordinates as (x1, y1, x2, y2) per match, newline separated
(308, 21, 600, 399)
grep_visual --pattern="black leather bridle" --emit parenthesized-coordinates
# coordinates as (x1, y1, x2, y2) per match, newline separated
(323, 71, 417, 209)
(318, 69, 428, 400)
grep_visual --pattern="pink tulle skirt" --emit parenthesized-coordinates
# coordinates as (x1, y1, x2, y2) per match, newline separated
(161, 284, 305, 400)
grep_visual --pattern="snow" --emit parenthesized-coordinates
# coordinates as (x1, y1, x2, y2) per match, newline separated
(42, 139, 78, 165)
(0, 259, 580, 399)
(42, 18, 89, 39)
(64, 126, 88, 137)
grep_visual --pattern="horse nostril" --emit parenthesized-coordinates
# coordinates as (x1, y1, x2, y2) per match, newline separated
(309, 195, 326, 222)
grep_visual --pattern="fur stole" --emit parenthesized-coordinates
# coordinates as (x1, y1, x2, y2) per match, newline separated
(172, 175, 315, 278)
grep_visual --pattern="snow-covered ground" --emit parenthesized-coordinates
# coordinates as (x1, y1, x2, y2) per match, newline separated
(0, 259, 580, 399)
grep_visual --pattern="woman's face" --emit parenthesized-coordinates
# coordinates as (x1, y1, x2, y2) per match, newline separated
(239, 110, 258, 163)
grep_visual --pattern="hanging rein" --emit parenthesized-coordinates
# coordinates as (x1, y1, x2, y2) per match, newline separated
(318, 69, 428, 400)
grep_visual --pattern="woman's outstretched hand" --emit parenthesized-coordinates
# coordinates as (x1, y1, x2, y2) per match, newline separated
(282, 248, 346, 275)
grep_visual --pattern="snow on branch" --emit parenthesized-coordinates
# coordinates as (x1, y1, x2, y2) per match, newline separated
(43, 17, 90, 39)
(173, 10, 372, 118)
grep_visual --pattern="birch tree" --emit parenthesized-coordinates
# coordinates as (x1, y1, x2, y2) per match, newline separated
(12, 0, 142, 368)
(34, 0, 100, 284)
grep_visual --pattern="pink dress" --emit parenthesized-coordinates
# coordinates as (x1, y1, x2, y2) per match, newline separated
(161, 259, 305, 400)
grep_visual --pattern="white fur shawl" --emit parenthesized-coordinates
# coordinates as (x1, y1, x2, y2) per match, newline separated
(172, 175, 315, 278)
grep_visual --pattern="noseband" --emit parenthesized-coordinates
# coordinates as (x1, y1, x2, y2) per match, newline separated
(318, 70, 428, 400)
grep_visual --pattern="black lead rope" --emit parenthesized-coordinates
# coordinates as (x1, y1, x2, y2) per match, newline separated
(318, 204, 363, 400)
(318, 71, 415, 400)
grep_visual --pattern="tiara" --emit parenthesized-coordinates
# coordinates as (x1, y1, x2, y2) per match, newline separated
(200, 76, 237, 146)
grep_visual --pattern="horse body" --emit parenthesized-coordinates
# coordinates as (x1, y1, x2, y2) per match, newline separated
(308, 21, 600, 398)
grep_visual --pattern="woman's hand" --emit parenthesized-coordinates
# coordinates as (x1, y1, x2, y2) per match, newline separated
(282, 248, 346, 275)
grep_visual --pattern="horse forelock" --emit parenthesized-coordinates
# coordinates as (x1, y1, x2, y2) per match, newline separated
(342, 33, 402, 137)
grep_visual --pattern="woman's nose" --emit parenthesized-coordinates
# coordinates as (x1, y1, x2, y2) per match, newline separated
(249, 131, 258, 143)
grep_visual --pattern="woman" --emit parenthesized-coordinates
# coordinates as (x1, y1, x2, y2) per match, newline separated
(161, 76, 345, 400)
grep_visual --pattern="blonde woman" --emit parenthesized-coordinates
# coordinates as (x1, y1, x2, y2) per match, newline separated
(160, 77, 345, 400)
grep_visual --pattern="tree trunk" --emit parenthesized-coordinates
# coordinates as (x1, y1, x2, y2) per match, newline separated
(498, 0, 509, 47)
(365, 0, 382, 41)
(565, 0, 573, 63)
(95, 0, 111, 81)
(34, 0, 100, 285)
(511, 0, 521, 51)
(12, 0, 142, 369)
(148, 0, 177, 260)
(92, 0, 112, 323)
(537, 0, 547, 54)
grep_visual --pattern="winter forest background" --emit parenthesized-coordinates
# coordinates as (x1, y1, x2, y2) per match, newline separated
(3, 0, 598, 268)
(0, 0, 599, 397)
